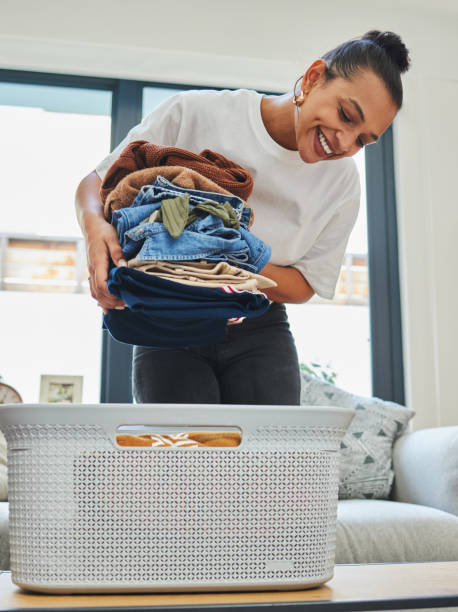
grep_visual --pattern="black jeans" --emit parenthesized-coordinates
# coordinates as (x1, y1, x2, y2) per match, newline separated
(132, 302, 301, 405)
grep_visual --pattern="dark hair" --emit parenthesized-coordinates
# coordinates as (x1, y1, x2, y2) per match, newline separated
(321, 30, 411, 108)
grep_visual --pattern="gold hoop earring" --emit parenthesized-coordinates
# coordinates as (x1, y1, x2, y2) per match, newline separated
(293, 91, 306, 107)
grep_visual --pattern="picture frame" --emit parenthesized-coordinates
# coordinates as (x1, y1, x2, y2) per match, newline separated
(39, 375, 83, 404)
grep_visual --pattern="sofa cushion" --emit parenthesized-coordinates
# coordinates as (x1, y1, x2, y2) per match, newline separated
(392, 427, 458, 516)
(336, 499, 458, 564)
(300, 371, 415, 499)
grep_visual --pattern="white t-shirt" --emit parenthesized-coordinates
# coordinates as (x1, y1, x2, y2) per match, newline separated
(96, 88, 360, 299)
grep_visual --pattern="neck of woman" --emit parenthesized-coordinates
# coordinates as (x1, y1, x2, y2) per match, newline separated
(260, 92, 298, 151)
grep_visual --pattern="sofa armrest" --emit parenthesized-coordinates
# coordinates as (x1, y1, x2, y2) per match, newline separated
(391, 426, 458, 516)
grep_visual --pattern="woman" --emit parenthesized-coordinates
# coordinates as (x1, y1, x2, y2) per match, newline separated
(75, 30, 410, 406)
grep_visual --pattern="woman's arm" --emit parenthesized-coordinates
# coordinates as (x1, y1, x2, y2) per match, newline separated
(75, 171, 127, 313)
(260, 262, 315, 304)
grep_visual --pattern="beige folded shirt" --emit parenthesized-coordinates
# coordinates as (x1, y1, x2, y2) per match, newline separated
(128, 259, 277, 290)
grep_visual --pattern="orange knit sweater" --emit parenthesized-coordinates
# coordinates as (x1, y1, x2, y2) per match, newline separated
(100, 140, 253, 203)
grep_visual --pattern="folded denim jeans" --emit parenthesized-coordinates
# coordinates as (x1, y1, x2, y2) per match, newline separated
(111, 177, 245, 244)
(156, 176, 253, 230)
(136, 175, 247, 220)
(112, 176, 270, 273)
(121, 214, 248, 262)
(152, 194, 240, 238)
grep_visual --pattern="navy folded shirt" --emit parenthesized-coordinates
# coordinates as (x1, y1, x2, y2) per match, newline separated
(103, 266, 270, 348)
(103, 308, 229, 349)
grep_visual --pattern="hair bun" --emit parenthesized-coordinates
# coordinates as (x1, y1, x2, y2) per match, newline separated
(362, 30, 411, 73)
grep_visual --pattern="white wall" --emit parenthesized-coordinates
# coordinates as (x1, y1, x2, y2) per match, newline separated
(1, 0, 457, 428)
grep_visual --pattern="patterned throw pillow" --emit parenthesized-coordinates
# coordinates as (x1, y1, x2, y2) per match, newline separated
(300, 371, 415, 500)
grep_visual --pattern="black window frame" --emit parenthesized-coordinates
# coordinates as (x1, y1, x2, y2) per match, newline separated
(0, 69, 404, 405)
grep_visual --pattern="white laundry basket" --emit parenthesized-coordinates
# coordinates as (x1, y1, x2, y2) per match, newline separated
(0, 403, 354, 594)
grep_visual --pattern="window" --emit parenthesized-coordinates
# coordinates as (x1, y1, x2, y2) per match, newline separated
(1, 73, 403, 404)
(142, 86, 188, 117)
(0, 80, 111, 403)
(287, 150, 371, 395)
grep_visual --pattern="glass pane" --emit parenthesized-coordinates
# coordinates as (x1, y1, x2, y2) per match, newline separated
(142, 86, 186, 118)
(286, 149, 371, 396)
(0, 82, 112, 403)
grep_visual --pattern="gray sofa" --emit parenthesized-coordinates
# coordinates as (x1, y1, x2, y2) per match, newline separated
(335, 425, 458, 563)
(0, 374, 457, 569)
(299, 369, 458, 564)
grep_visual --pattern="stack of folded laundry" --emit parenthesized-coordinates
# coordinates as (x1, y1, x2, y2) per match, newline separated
(100, 141, 276, 348)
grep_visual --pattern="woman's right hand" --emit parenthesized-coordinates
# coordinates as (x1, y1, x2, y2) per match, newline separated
(75, 170, 127, 315)
(85, 217, 127, 314)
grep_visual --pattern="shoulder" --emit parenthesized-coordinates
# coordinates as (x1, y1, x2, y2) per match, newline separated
(168, 89, 262, 147)
(171, 87, 261, 113)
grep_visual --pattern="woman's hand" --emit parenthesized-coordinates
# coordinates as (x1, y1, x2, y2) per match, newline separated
(75, 170, 127, 314)
(85, 217, 127, 314)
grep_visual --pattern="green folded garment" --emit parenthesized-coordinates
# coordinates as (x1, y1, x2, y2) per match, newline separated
(158, 194, 239, 238)
(160, 194, 191, 238)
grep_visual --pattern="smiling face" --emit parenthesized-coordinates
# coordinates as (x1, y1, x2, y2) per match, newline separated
(295, 60, 398, 163)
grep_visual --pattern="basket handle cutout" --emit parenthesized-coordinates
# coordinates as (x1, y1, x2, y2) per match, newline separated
(115, 425, 242, 448)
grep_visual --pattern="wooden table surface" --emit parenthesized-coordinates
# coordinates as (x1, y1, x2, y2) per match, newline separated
(0, 562, 457, 611)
